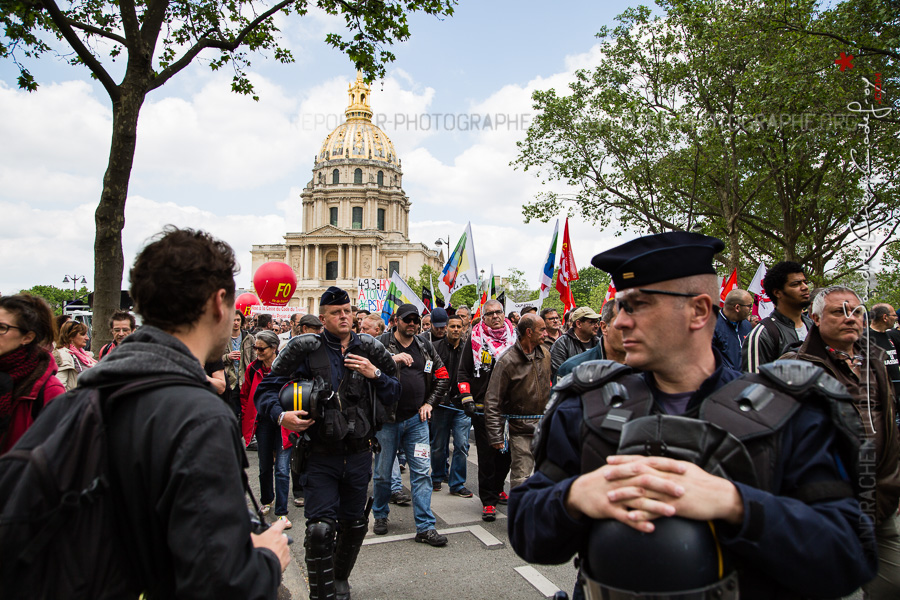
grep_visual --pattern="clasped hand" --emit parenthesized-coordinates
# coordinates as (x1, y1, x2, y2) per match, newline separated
(565, 455, 743, 532)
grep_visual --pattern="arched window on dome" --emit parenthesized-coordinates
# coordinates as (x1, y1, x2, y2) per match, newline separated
(330, 207, 338, 227)
(332, 169, 339, 184)
(377, 209, 385, 231)
(326, 260, 338, 281)
(352, 207, 363, 230)
(354, 168, 363, 184)
(377, 171, 384, 186)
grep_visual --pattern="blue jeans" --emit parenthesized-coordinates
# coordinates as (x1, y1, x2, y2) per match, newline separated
(391, 456, 402, 493)
(430, 406, 470, 492)
(373, 414, 435, 532)
(256, 419, 291, 516)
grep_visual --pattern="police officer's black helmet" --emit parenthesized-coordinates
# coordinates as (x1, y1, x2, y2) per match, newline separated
(581, 517, 738, 599)
(278, 375, 331, 418)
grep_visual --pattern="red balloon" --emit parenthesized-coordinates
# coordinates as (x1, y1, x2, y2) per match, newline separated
(253, 261, 298, 306)
(236, 293, 261, 317)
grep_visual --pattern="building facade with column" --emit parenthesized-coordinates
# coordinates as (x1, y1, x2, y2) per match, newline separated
(251, 73, 442, 313)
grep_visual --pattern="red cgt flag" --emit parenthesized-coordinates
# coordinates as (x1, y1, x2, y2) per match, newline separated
(601, 283, 616, 309)
(719, 269, 737, 307)
(555, 219, 579, 313)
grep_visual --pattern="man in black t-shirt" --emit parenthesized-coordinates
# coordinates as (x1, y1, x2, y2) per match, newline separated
(375, 304, 450, 545)
(870, 303, 900, 401)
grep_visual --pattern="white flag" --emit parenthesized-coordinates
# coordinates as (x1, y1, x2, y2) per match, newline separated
(748, 262, 774, 319)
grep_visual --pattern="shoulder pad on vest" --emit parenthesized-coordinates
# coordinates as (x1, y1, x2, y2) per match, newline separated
(759, 359, 852, 401)
(270, 334, 322, 376)
(555, 360, 632, 395)
(358, 334, 398, 377)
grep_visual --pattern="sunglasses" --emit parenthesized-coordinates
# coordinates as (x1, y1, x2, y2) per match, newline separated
(401, 315, 421, 324)
(616, 289, 719, 315)
(253, 345, 271, 351)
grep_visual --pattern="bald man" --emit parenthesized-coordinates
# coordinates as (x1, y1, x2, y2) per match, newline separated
(713, 288, 754, 370)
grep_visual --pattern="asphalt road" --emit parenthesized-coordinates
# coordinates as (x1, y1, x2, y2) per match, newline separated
(245, 434, 577, 599)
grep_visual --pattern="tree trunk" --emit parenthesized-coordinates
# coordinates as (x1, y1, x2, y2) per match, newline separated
(92, 82, 147, 349)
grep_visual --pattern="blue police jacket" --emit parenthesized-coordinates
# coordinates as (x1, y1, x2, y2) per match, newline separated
(508, 359, 877, 598)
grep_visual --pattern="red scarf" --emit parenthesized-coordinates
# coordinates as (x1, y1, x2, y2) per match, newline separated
(0, 346, 42, 416)
(470, 319, 516, 376)
(67, 344, 96, 369)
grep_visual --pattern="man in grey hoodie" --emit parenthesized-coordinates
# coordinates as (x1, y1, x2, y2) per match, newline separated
(78, 227, 289, 599)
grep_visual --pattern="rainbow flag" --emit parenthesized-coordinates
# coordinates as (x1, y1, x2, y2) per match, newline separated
(381, 272, 426, 325)
(438, 222, 478, 300)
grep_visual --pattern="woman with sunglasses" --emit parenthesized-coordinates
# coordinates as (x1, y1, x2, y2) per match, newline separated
(53, 320, 96, 391)
(242, 330, 294, 529)
(0, 294, 66, 454)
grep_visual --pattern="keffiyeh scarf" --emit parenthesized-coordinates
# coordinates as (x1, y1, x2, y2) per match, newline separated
(470, 319, 516, 376)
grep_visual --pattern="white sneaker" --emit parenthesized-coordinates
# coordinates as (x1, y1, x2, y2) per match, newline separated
(260, 503, 272, 516)
(277, 515, 292, 530)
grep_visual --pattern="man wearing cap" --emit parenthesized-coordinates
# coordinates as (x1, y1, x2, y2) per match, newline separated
(555, 299, 626, 381)
(431, 312, 473, 497)
(420, 307, 449, 344)
(509, 232, 876, 599)
(255, 286, 400, 600)
(457, 298, 516, 521)
(374, 304, 450, 545)
(549, 305, 600, 378)
(279, 313, 323, 351)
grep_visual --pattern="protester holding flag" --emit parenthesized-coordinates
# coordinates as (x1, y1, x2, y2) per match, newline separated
(456, 299, 515, 522)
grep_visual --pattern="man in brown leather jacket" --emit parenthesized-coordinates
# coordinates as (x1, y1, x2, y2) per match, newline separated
(782, 285, 900, 599)
(483, 313, 552, 491)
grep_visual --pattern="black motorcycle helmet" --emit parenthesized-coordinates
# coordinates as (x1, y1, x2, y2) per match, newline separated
(581, 517, 738, 600)
(278, 375, 331, 418)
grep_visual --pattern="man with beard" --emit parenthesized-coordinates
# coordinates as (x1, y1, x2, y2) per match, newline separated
(540, 308, 562, 351)
(76, 227, 290, 597)
(431, 312, 472, 497)
(742, 261, 813, 373)
(457, 299, 516, 521)
(550, 306, 601, 379)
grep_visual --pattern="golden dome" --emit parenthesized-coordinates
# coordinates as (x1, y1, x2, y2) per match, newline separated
(315, 73, 399, 167)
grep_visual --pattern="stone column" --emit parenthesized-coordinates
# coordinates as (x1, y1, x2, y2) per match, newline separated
(338, 244, 344, 279)
(314, 244, 320, 280)
(371, 245, 377, 276)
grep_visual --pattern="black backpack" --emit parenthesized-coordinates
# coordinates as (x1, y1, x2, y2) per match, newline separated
(0, 376, 207, 600)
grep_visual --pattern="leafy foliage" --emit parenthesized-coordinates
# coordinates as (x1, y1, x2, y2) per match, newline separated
(19, 284, 90, 315)
(514, 0, 899, 286)
(0, 0, 455, 348)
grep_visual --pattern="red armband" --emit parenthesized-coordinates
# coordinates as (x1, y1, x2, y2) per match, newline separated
(435, 366, 449, 379)
(458, 382, 470, 394)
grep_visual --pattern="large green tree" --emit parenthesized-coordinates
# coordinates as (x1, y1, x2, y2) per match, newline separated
(19, 284, 90, 315)
(515, 0, 899, 285)
(1, 0, 455, 347)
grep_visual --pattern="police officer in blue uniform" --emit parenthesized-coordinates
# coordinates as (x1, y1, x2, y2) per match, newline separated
(255, 287, 400, 600)
(508, 232, 878, 599)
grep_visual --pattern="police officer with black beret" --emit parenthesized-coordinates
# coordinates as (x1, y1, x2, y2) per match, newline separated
(508, 232, 878, 599)
(255, 286, 400, 600)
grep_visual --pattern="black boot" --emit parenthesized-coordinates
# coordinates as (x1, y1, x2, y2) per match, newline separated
(305, 519, 337, 600)
(333, 518, 368, 600)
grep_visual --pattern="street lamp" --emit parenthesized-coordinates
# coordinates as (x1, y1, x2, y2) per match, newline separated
(62, 274, 88, 302)
(433, 236, 451, 250)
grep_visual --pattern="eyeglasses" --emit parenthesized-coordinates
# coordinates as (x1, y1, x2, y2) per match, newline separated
(616, 288, 713, 315)
(483, 310, 503, 318)
(401, 315, 420, 324)
(253, 345, 271, 351)
(736, 303, 753, 309)
(0, 323, 25, 335)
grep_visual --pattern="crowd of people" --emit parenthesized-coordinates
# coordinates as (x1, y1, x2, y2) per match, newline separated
(1, 226, 898, 599)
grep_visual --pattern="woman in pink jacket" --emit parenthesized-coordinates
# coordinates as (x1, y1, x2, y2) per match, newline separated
(0, 294, 66, 454)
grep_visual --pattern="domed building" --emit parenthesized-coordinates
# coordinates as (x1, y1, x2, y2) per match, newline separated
(251, 73, 442, 313)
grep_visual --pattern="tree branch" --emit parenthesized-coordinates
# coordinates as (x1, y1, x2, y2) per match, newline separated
(66, 19, 128, 46)
(148, 0, 297, 92)
(39, 0, 119, 99)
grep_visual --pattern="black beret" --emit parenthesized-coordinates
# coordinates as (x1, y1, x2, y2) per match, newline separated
(320, 286, 350, 307)
(591, 232, 725, 290)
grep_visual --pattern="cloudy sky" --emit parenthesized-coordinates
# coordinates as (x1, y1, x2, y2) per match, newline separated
(0, 0, 644, 294)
